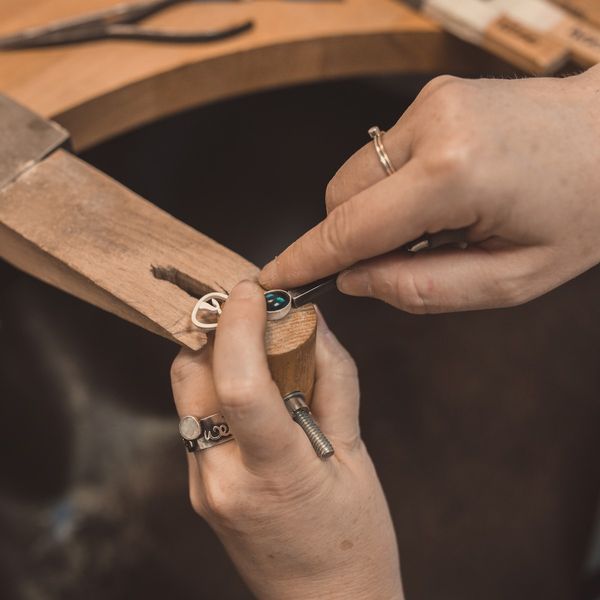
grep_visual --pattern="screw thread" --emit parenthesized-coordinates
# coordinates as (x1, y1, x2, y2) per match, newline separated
(293, 409, 335, 459)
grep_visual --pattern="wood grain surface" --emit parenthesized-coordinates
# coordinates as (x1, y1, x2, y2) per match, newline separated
(0, 0, 499, 150)
(0, 148, 316, 396)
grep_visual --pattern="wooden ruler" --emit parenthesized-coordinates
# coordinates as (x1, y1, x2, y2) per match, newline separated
(503, 0, 600, 67)
(420, 0, 569, 73)
(415, 0, 600, 72)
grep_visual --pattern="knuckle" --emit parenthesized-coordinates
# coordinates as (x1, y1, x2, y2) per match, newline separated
(420, 76, 474, 129)
(414, 80, 479, 185)
(379, 269, 430, 314)
(339, 353, 358, 380)
(217, 377, 264, 412)
(496, 274, 532, 307)
(189, 487, 207, 517)
(334, 347, 359, 380)
(373, 267, 474, 314)
(420, 74, 461, 98)
(328, 349, 359, 383)
(429, 75, 469, 105)
(415, 75, 467, 111)
(284, 241, 309, 283)
(203, 479, 262, 529)
(170, 352, 195, 386)
(320, 203, 353, 259)
(422, 139, 474, 183)
(202, 479, 238, 523)
(402, 271, 430, 314)
(325, 175, 343, 213)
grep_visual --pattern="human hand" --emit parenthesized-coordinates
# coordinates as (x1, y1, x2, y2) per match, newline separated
(170, 281, 404, 600)
(260, 66, 600, 313)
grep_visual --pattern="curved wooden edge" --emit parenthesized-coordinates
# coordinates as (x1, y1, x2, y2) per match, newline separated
(56, 31, 498, 152)
(0, 0, 503, 151)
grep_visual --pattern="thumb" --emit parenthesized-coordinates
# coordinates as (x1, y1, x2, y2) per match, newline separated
(336, 246, 549, 313)
(310, 309, 360, 449)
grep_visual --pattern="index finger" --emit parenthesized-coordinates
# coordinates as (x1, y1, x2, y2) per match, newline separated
(259, 159, 473, 291)
(324, 82, 446, 213)
(325, 119, 414, 213)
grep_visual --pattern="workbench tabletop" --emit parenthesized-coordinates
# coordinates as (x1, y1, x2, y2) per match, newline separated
(0, 0, 495, 150)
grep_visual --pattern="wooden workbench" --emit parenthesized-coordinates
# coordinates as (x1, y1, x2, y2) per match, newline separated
(0, 0, 502, 397)
(0, 0, 500, 151)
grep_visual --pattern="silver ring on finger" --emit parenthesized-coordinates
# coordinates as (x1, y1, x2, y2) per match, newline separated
(368, 126, 396, 176)
(179, 413, 234, 453)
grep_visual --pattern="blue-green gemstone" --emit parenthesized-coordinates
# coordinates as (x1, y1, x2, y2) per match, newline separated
(265, 291, 290, 312)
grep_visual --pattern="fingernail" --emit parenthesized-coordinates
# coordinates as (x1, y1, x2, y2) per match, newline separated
(232, 279, 259, 299)
(337, 269, 370, 296)
(259, 259, 277, 288)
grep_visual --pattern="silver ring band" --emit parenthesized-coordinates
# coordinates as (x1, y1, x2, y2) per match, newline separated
(368, 126, 395, 176)
(179, 413, 234, 452)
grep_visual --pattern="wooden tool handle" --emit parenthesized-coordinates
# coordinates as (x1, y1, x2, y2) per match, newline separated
(266, 304, 317, 403)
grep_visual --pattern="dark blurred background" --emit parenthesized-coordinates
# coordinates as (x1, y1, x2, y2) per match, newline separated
(1, 75, 600, 600)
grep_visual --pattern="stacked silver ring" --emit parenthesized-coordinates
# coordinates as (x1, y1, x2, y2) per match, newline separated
(179, 413, 234, 452)
(368, 126, 396, 176)
(179, 393, 334, 460)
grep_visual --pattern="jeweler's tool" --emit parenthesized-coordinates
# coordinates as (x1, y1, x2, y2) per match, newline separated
(0, 0, 252, 49)
(282, 229, 468, 306)
(283, 391, 334, 459)
(0, 0, 343, 50)
(289, 276, 338, 308)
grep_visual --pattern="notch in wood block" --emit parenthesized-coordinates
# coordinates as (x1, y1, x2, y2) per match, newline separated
(0, 149, 316, 400)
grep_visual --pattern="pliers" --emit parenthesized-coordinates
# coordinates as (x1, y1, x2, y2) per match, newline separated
(0, 0, 339, 50)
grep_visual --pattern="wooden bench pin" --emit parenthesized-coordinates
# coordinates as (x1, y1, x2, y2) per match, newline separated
(0, 94, 317, 401)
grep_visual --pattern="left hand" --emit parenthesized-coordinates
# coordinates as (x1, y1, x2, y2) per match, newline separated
(259, 69, 600, 313)
(170, 280, 404, 600)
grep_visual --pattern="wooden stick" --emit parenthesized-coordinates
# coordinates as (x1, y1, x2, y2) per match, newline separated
(0, 148, 316, 399)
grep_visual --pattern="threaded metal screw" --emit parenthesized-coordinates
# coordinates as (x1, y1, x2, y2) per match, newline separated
(283, 391, 334, 459)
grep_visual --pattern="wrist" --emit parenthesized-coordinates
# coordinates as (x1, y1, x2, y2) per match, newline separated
(228, 510, 406, 600)
(261, 573, 405, 600)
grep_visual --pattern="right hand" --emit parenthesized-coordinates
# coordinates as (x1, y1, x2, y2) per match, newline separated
(260, 66, 600, 313)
